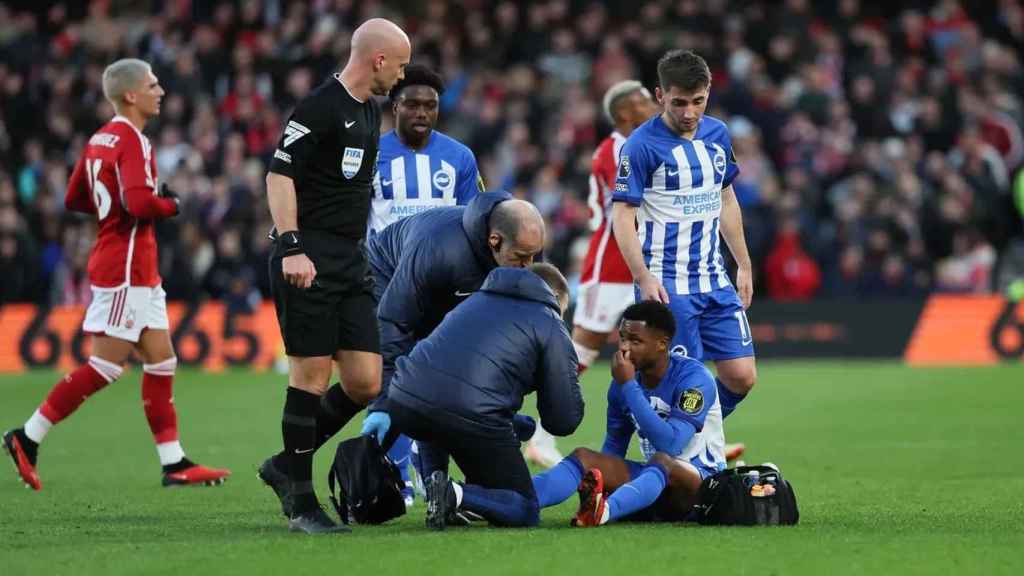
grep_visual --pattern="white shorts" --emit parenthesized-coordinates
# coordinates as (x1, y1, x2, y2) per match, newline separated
(572, 282, 635, 333)
(82, 285, 169, 343)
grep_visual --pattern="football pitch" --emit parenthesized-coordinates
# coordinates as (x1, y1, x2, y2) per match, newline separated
(1, 361, 1022, 575)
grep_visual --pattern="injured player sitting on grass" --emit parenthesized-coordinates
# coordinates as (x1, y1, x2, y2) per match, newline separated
(532, 301, 727, 526)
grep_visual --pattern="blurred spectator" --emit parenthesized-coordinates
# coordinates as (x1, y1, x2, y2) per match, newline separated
(1, 0, 1022, 306)
(49, 219, 93, 305)
(935, 227, 997, 292)
(0, 203, 40, 303)
(764, 213, 822, 300)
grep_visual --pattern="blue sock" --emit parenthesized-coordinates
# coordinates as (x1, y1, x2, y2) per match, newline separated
(606, 464, 668, 522)
(387, 434, 412, 487)
(716, 378, 746, 419)
(532, 454, 583, 508)
(460, 484, 540, 527)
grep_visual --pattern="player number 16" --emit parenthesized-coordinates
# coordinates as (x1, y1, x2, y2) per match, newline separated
(86, 159, 112, 220)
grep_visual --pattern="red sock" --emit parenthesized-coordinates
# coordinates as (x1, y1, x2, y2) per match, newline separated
(39, 357, 123, 424)
(142, 357, 179, 444)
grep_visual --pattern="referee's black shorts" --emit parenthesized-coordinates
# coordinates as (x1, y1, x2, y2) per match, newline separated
(270, 230, 380, 357)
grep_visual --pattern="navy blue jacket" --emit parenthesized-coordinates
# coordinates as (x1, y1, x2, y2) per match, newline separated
(367, 192, 512, 409)
(387, 267, 584, 438)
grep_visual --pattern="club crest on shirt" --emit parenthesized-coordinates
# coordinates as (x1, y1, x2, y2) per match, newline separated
(432, 169, 453, 193)
(713, 149, 726, 176)
(680, 388, 704, 415)
(342, 147, 364, 179)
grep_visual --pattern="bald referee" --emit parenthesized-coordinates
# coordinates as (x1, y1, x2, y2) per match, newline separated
(260, 18, 410, 534)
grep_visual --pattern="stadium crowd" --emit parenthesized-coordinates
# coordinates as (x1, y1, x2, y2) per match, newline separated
(1, 0, 1023, 306)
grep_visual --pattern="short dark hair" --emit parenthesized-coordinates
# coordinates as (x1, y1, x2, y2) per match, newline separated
(389, 64, 444, 104)
(657, 49, 711, 93)
(529, 262, 568, 302)
(621, 301, 676, 339)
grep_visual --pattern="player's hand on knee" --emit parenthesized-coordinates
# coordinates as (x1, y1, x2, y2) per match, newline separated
(360, 411, 391, 445)
(282, 253, 317, 289)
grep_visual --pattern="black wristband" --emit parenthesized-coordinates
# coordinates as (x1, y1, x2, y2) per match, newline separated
(279, 230, 304, 256)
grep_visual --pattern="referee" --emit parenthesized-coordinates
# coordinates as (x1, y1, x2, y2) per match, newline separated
(261, 18, 410, 535)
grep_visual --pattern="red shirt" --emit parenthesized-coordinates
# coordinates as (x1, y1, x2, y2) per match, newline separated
(579, 132, 632, 284)
(65, 116, 177, 288)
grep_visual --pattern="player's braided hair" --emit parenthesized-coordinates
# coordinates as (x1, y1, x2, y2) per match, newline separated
(389, 64, 445, 104)
(621, 301, 677, 339)
(657, 49, 711, 93)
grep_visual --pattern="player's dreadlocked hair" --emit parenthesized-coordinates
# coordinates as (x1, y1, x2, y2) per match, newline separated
(621, 301, 677, 340)
(389, 64, 445, 104)
(657, 49, 711, 93)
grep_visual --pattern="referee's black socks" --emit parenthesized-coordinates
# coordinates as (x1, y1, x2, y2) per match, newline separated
(270, 382, 364, 475)
(314, 383, 363, 450)
(282, 386, 320, 514)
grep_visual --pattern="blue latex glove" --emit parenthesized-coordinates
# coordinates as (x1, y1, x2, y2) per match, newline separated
(361, 411, 391, 445)
(513, 414, 537, 442)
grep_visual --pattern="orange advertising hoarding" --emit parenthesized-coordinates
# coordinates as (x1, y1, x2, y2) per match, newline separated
(0, 302, 284, 372)
(0, 296, 1020, 372)
(904, 295, 1023, 366)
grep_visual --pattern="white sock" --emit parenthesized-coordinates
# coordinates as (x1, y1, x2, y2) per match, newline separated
(600, 503, 610, 525)
(156, 441, 186, 466)
(531, 426, 557, 450)
(24, 410, 53, 444)
(572, 341, 600, 370)
(451, 481, 463, 507)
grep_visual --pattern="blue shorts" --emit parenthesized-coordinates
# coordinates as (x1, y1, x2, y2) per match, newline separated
(638, 287, 755, 361)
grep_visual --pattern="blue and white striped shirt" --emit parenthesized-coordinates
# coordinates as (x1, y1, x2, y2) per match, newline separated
(369, 130, 483, 234)
(612, 114, 740, 295)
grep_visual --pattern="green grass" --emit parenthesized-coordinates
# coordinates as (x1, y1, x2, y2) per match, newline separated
(2, 361, 1023, 575)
